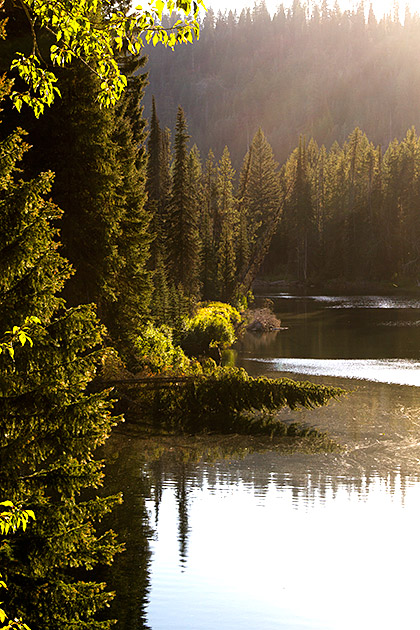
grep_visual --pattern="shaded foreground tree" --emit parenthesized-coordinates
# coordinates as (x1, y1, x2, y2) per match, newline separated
(0, 77, 121, 629)
(0, 37, 153, 357)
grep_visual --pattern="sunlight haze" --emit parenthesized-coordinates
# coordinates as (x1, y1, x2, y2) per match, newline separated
(207, 0, 420, 20)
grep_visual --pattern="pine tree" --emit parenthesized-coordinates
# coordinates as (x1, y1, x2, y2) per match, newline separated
(152, 250, 170, 324)
(1, 44, 153, 355)
(0, 82, 120, 630)
(166, 106, 201, 298)
(14, 60, 123, 312)
(215, 147, 237, 301)
(291, 137, 314, 282)
(244, 129, 280, 245)
(237, 129, 281, 292)
(104, 56, 153, 353)
(187, 144, 204, 237)
(236, 205, 251, 279)
(216, 223, 237, 302)
(396, 129, 420, 278)
(160, 126, 173, 236)
(145, 100, 174, 323)
(200, 149, 218, 300)
(215, 145, 236, 243)
(236, 149, 252, 280)
(146, 95, 164, 267)
(146, 96, 162, 211)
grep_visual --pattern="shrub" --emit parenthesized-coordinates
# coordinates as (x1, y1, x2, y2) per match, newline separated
(134, 322, 191, 374)
(181, 302, 242, 358)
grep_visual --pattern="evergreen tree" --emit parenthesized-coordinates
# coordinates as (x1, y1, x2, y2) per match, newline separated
(145, 101, 173, 323)
(287, 136, 315, 282)
(242, 128, 280, 245)
(1, 38, 153, 354)
(187, 144, 204, 237)
(236, 149, 252, 280)
(104, 56, 153, 353)
(146, 95, 164, 267)
(381, 138, 402, 278)
(200, 149, 218, 300)
(146, 96, 162, 211)
(0, 81, 120, 630)
(237, 129, 281, 292)
(320, 140, 348, 278)
(215, 145, 236, 242)
(166, 106, 201, 297)
(215, 147, 237, 301)
(15, 60, 123, 312)
(236, 205, 251, 279)
(396, 129, 420, 278)
(216, 223, 237, 302)
(160, 126, 173, 232)
(152, 250, 170, 324)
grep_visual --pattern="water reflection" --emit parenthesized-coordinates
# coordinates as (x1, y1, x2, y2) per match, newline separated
(102, 404, 420, 630)
(238, 294, 420, 361)
(246, 357, 420, 386)
(268, 293, 420, 309)
(99, 441, 153, 630)
(101, 293, 420, 630)
(144, 455, 420, 630)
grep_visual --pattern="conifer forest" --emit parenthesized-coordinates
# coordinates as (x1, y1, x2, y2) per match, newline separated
(1, 1, 420, 629)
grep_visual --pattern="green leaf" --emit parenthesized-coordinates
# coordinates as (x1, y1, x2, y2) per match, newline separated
(154, 0, 165, 19)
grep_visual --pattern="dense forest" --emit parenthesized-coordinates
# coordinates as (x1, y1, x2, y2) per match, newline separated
(5, 0, 420, 626)
(145, 0, 420, 167)
(141, 1, 420, 286)
(0, 2, 348, 629)
(267, 127, 420, 283)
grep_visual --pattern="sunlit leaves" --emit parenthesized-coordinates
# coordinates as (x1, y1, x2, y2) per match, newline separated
(0, 503, 34, 630)
(0, 502, 35, 536)
(0, 317, 42, 360)
(183, 302, 241, 353)
(7, 0, 206, 116)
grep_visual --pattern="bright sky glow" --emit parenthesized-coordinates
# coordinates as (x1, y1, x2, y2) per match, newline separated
(206, 0, 420, 21)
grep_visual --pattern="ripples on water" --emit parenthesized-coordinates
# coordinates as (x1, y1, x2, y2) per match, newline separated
(247, 357, 420, 387)
(268, 293, 420, 309)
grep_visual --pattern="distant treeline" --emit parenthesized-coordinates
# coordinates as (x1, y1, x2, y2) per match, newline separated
(149, 103, 420, 286)
(267, 127, 420, 284)
(145, 0, 420, 167)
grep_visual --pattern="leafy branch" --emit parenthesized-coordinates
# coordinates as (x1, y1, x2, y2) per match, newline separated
(4, 0, 207, 115)
(0, 316, 42, 360)
(0, 502, 35, 630)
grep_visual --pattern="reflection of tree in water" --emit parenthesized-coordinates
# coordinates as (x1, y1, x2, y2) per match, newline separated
(145, 452, 420, 519)
(176, 465, 190, 571)
(148, 459, 192, 570)
(150, 458, 164, 528)
(99, 442, 153, 630)
(283, 469, 413, 507)
(96, 425, 420, 629)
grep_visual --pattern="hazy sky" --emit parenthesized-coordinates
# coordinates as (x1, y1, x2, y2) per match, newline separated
(205, 0, 420, 20)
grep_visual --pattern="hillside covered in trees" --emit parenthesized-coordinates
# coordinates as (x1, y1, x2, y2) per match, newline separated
(0, 2, 347, 628)
(145, 0, 420, 168)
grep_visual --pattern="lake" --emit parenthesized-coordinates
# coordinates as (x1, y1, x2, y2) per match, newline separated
(103, 293, 420, 630)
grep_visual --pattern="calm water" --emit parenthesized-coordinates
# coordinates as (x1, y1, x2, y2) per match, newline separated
(103, 293, 420, 630)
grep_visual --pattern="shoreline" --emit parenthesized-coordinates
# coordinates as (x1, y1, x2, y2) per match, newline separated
(252, 278, 420, 295)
